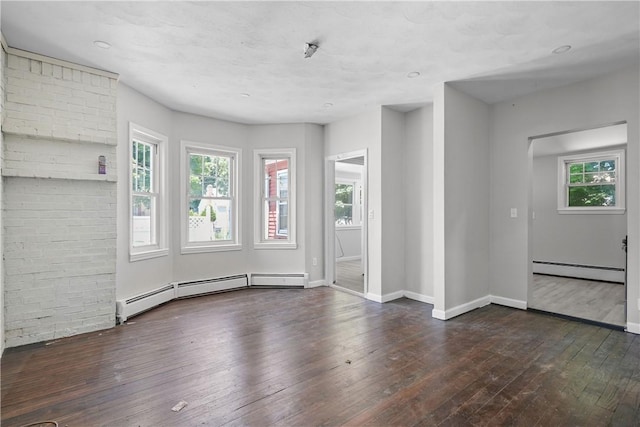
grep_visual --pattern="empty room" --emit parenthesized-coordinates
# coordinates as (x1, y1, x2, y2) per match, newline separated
(1, 1, 639, 426)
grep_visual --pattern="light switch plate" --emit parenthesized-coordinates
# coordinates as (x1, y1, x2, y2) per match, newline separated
(510, 208, 518, 218)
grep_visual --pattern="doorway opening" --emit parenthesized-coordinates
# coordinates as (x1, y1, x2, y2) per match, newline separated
(325, 150, 367, 297)
(528, 122, 628, 328)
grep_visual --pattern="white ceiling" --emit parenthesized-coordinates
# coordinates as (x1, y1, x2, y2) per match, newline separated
(2, 1, 639, 125)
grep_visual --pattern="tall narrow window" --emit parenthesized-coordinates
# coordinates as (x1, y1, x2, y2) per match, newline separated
(335, 183, 354, 225)
(130, 123, 168, 261)
(255, 149, 296, 248)
(558, 149, 625, 214)
(181, 141, 241, 253)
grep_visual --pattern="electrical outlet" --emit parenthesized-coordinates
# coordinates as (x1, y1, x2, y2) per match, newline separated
(312, 257, 317, 266)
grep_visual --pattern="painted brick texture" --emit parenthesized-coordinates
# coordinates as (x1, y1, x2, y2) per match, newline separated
(2, 49, 118, 347)
(4, 178, 116, 345)
(4, 53, 117, 145)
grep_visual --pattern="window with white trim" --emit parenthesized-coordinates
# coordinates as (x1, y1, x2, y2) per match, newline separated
(335, 181, 362, 226)
(557, 149, 625, 214)
(130, 123, 168, 261)
(255, 149, 296, 248)
(181, 141, 241, 253)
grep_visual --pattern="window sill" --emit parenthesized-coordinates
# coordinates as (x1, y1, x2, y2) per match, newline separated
(558, 207, 625, 215)
(181, 243, 242, 255)
(254, 242, 298, 250)
(130, 248, 169, 262)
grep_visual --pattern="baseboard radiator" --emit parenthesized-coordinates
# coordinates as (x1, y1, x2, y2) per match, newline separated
(116, 274, 249, 323)
(250, 273, 308, 288)
(533, 261, 624, 283)
(176, 275, 248, 298)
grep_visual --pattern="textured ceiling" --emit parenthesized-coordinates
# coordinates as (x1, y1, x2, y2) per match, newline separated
(2, 1, 639, 125)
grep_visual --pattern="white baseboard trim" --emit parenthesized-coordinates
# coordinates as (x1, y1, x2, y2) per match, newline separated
(403, 291, 434, 305)
(365, 292, 382, 303)
(307, 280, 326, 288)
(382, 290, 404, 303)
(626, 322, 640, 335)
(336, 256, 362, 263)
(432, 295, 491, 320)
(490, 295, 527, 310)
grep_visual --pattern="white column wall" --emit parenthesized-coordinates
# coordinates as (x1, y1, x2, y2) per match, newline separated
(404, 105, 435, 301)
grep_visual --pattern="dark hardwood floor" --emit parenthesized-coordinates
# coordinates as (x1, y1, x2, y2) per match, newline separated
(2, 287, 639, 426)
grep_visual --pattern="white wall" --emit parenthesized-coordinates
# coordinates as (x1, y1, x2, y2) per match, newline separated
(117, 85, 323, 300)
(533, 150, 627, 269)
(116, 84, 174, 299)
(489, 65, 640, 329)
(438, 84, 491, 315)
(381, 107, 406, 297)
(325, 108, 383, 299)
(303, 124, 325, 283)
(169, 111, 250, 284)
(335, 228, 361, 260)
(404, 105, 434, 300)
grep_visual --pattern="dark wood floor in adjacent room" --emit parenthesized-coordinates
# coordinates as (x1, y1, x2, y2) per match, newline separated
(2, 287, 639, 426)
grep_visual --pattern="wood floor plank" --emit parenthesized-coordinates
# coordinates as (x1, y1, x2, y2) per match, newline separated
(2, 287, 638, 426)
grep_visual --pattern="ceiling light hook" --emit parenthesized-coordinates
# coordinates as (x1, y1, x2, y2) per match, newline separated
(304, 43, 318, 59)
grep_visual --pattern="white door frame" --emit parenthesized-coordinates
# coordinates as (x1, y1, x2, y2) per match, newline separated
(325, 149, 368, 295)
(527, 121, 628, 324)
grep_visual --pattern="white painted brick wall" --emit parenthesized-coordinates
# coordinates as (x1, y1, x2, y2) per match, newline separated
(4, 52, 117, 145)
(2, 49, 118, 348)
(4, 178, 116, 346)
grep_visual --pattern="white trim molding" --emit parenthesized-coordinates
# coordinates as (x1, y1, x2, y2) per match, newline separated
(254, 148, 297, 249)
(626, 323, 640, 335)
(307, 280, 326, 288)
(557, 148, 625, 214)
(403, 291, 435, 305)
(180, 140, 242, 254)
(432, 296, 491, 320)
(490, 295, 527, 310)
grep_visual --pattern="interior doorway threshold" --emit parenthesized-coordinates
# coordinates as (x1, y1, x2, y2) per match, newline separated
(527, 307, 625, 332)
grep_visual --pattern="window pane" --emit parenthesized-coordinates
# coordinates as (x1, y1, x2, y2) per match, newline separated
(568, 163, 583, 174)
(188, 199, 232, 242)
(568, 185, 616, 207)
(132, 195, 155, 247)
(335, 203, 353, 225)
(585, 161, 600, 172)
(335, 184, 353, 204)
(132, 141, 153, 193)
(278, 171, 288, 199)
(278, 201, 288, 235)
(263, 200, 288, 240)
(190, 153, 231, 198)
(569, 174, 584, 184)
(263, 158, 288, 199)
(190, 175, 203, 197)
(600, 160, 615, 171)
